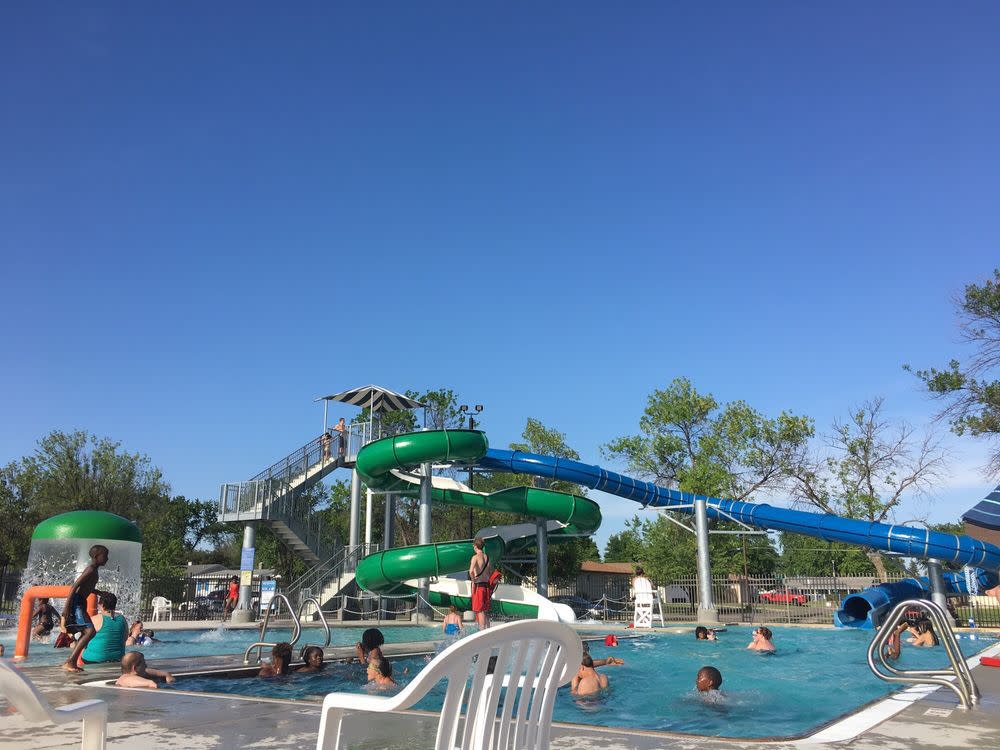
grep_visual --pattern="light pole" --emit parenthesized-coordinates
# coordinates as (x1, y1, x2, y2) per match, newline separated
(459, 404, 484, 538)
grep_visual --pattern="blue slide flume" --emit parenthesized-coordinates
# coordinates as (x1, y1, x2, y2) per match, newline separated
(478, 447, 1000, 627)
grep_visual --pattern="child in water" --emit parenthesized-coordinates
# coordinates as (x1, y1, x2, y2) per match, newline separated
(259, 642, 293, 677)
(356, 628, 386, 681)
(907, 619, 938, 647)
(696, 665, 723, 693)
(369, 656, 396, 688)
(442, 605, 463, 636)
(297, 645, 325, 673)
(571, 655, 609, 696)
(695, 626, 717, 641)
(747, 626, 776, 652)
(116, 652, 174, 689)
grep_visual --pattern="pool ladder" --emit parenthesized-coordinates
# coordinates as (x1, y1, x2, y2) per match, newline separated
(244, 593, 331, 664)
(867, 598, 979, 709)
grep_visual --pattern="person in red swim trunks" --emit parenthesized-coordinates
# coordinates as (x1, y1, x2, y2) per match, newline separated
(469, 537, 493, 630)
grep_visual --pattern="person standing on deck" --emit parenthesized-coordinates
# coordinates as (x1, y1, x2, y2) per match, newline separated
(469, 537, 493, 630)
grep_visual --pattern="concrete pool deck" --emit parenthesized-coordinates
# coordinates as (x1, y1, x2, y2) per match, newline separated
(3, 636, 1000, 749)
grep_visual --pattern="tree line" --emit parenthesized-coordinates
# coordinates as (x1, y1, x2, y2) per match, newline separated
(2, 268, 997, 583)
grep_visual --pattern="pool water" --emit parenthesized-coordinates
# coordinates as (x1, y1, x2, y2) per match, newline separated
(163, 626, 997, 739)
(0, 624, 442, 666)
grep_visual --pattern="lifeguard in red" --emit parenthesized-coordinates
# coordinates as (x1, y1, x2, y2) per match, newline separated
(469, 537, 493, 630)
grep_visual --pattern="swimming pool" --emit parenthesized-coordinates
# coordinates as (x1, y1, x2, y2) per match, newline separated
(110, 625, 999, 739)
(0, 624, 442, 666)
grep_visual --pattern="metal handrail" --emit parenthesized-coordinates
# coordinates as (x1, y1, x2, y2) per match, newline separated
(284, 546, 350, 602)
(294, 597, 331, 653)
(867, 598, 979, 709)
(244, 593, 301, 664)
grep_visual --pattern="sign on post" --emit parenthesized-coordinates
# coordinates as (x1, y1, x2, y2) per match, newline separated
(260, 579, 277, 609)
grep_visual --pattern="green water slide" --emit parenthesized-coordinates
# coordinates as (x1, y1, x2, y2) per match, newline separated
(353, 429, 601, 617)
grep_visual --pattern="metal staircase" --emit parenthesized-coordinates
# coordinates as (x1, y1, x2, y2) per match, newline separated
(218, 433, 347, 565)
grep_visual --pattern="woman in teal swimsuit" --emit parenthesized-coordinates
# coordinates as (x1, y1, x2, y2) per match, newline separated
(79, 592, 128, 667)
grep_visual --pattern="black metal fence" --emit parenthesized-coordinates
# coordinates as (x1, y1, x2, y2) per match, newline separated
(558, 573, 1000, 627)
(3, 568, 999, 628)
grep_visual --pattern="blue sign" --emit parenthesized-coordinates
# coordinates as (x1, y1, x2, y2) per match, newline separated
(240, 547, 256, 572)
(260, 579, 277, 608)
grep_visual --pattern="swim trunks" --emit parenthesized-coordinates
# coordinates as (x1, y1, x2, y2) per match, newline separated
(69, 593, 94, 630)
(472, 582, 491, 613)
(444, 623, 460, 636)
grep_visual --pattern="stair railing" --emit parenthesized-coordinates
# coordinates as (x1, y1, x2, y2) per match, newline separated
(867, 598, 979, 709)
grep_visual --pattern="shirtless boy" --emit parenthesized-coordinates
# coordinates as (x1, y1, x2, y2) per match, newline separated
(60, 544, 109, 672)
(570, 655, 609, 696)
(115, 652, 175, 689)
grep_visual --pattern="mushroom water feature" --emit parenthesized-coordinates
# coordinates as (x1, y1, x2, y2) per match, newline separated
(14, 511, 142, 660)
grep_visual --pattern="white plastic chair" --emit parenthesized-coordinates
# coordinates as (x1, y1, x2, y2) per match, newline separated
(150, 596, 172, 621)
(316, 619, 582, 750)
(0, 660, 108, 750)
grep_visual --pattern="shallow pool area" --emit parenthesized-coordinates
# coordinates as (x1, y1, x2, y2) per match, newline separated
(116, 625, 998, 739)
(0, 623, 443, 666)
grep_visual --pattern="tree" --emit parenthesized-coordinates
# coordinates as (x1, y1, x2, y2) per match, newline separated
(2, 430, 231, 574)
(789, 398, 947, 580)
(907, 269, 1000, 475)
(474, 418, 595, 583)
(601, 379, 810, 579)
(777, 532, 901, 577)
(603, 377, 814, 500)
(604, 517, 645, 562)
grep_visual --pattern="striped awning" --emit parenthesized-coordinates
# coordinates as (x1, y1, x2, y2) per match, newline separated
(319, 385, 424, 413)
(963, 485, 1000, 532)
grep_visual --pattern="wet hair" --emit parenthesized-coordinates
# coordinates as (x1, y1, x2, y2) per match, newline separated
(38, 597, 49, 605)
(121, 652, 145, 673)
(695, 626, 708, 640)
(144, 630, 154, 639)
(89, 544, 109, 559)
(301, 645, 324, 665)
(581, 655, 594, 668)
(99, 592, 118, 611)
(271, 642, 293, 674)
(361, 628, 385, 653)
(635, 566, 644, 576)
(375, 656, 393, 678)
(756, 627, 773, 641)
(697, 666, 722, 690)
(231, 575, 239, 582)
(473, 537, 485, 550)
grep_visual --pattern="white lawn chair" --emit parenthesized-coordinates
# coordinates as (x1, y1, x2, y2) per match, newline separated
(316, 619, 582, 750)
(150, 596, 173, 621)
(0, 660, 108, 750)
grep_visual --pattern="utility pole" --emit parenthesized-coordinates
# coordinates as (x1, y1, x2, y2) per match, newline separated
(459, 404, 484, 539)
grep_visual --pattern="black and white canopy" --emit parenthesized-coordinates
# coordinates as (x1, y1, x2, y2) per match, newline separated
(319, 384, 424, 413)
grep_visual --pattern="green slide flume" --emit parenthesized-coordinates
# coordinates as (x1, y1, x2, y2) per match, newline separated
(353, 429, 601, 616)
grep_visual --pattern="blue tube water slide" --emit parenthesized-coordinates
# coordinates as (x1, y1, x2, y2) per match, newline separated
(478, 448, 1000, 628)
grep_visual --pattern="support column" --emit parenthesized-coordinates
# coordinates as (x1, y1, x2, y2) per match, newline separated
(232, 522, 256, 624)
(536, 518, 549, 595)
(348, 469, 361, 568)
(383, 493, 396, 550)
(364, 488, 373, 548)
(694, 497, 719, 625)
(416, 462, 433, 620)
(926, 559, 948, 612)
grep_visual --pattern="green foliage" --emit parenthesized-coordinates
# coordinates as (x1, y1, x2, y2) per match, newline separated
(907, 269, 1000, 475)
(603, 377, 813, 499)
(777, 532, 902, 577)
(1, 430, 227, 574)
(605, 513, 779, 579)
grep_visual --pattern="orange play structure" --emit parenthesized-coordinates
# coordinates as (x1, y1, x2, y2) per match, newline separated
(14, 585, 97, 661)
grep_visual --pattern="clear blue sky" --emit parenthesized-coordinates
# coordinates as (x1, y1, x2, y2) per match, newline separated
(2, 3, 998, 552)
